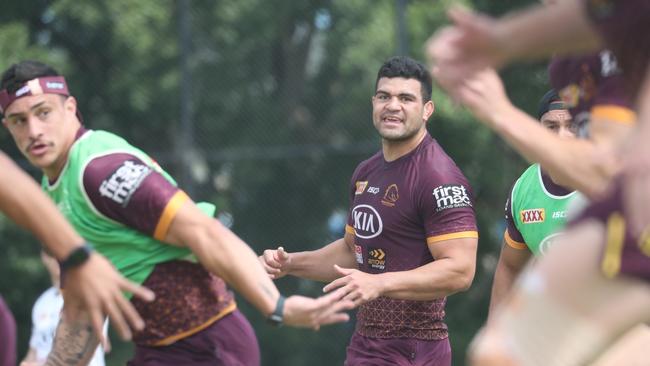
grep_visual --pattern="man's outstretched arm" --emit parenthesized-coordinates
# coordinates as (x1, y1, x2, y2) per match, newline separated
(0, 153, 153, 343)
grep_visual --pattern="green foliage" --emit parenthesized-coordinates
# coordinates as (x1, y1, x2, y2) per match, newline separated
(0, 0, 543, 365)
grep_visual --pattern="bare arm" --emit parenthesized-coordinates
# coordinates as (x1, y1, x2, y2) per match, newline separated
(44, 313, 99, 366)
(20, 347, 38, 366)
(323, 237, 477, 304)
(426, 1, 600, 80)
(487, 239, 532, 320)
(164, 200, 353, 328)
(377, 237, 477, 300)
(443, 68, 631, 198)
(0, 153, 153, 343)
(260, 233, 357, 282)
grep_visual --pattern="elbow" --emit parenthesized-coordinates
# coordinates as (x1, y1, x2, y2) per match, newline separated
(451, 268, 476, 294)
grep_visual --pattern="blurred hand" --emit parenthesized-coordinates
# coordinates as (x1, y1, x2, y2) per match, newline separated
(322, 265, 383, 307)
(283, 287, 355, 330)
(439, 68, 514, 128)
(426, 6, 508, 89)
(62, 253, 155, 348)
(259, 246, 292, 279)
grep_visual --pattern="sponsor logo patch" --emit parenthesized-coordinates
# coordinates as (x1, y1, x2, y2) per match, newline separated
(552, 211, 567, 219)
(354, 245, 363, 264)
(99, 160, 152, 207)
(520, 208, 545, 223)
(367, 186, 380, 194)
(351, 204, 383, 239)
(381, 184, 399, 207)
(432, 184, 471, 212)
(355, 181, 368, 195)
(367, 247, 386, 270)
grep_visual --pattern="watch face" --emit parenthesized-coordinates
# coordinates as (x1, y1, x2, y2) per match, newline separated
(268, 314, 283, 326)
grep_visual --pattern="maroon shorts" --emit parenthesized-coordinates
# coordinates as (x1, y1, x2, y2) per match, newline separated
(127, 310, 259, 366)
(0, 296, 15, 366)
(344, 332, 451, 366)
(571, 179, 650, 282)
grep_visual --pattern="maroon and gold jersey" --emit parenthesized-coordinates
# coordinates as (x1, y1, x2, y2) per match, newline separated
(548, 50, 635, 130)
(585, 0, 650, 98)
(345, 133, 478, 340)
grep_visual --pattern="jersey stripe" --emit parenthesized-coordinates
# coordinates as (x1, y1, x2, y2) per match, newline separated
(591, 105, 636, 124)
(152, 302, 236, 346)
(427, 230, 478, 244)
(153, 191, 190, 241)
(504, 229, 528, 250)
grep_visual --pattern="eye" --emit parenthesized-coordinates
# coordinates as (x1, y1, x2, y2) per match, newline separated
(376, 94, 389, 101)
(399, 95, 414, 102)
(36, 108, 50, 119)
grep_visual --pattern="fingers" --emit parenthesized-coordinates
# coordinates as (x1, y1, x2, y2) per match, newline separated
(89, 306, 109, 349)
(322, 276, 348, 293)
(120, 280, 155, 303)
(448, 5, 475, 28)
(103, 291, 132, 341)
(114, 280, 147, 332)
(277, 246, 289, 261)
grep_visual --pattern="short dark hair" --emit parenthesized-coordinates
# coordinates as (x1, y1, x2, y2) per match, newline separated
(375, 56, 432, 102)
(537, 89, 565, 120)
(1, 60, 60, 93)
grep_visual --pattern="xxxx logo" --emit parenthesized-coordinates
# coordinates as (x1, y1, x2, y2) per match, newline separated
(521, 208, 545, 223)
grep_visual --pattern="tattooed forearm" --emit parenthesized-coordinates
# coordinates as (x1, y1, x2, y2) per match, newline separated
(45, 315, 99, 366)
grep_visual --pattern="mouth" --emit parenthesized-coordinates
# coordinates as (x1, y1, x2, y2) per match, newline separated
(381, 115, 403, 126)
(27, 142, 51, 157)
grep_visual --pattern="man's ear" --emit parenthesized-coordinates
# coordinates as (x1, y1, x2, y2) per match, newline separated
(64, 96, 77, 116)
(423, 100, 435, 120)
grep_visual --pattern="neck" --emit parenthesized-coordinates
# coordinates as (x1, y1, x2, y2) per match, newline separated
(382, 128, 426, 162)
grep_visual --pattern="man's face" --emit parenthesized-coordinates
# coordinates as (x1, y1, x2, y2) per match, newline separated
(540, 109, 575, 139)
(372, 77, 434, 142)
(2, 93, 77, 175)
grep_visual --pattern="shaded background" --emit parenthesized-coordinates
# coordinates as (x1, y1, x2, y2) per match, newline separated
(0, 0, 550, 365)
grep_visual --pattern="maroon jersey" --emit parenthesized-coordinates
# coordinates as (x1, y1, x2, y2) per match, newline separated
(571, 179, 650, 282)
(345, 133, 478, 340)
(585, 0, 650, 98)
(548, 51, 635, 130)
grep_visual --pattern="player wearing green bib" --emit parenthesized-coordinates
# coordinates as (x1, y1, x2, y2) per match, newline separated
(0, 60, 354, 366)
(488, 90, 577, 318)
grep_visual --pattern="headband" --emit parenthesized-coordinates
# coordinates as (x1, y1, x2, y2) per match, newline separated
(0, 76, 69, 114)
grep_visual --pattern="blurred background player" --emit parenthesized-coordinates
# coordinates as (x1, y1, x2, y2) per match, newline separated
(489, 90, 577, 317)
(426, 1, 650, 365)
(261, 56, 479, 366)
(20, 251, 107, 366)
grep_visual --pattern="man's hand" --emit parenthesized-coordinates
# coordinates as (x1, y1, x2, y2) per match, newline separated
(259, 246, 292, 279)
(426, 7, 507, 88)
(321, 265, 383, 307)
(62, 253, 155, 347)
(283, 287, 355, 330)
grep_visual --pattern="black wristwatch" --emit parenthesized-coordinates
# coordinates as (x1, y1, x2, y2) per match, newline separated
(59, 243, 93, 272)
(267, 295, 285, 327)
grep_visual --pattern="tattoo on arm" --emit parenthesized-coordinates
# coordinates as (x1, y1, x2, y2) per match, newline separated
(260, 282, 276, 300)
(45, 317, 99, 366)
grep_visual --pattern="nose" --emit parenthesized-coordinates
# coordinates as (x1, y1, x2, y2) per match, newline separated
(386, 96, 401, 110)
(26, 116, 44, 139)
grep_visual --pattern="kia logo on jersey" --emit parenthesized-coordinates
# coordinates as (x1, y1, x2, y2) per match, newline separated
(351, 204, 383, 239)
